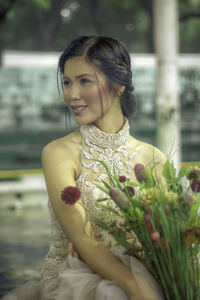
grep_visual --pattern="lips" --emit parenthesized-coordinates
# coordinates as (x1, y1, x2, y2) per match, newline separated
(71, 105, 87, 115)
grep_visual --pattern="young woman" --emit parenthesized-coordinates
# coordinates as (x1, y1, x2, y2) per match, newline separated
(3, 36, 166, 300)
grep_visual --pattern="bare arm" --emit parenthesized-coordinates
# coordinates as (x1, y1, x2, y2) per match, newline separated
(42, 139, 144, 298)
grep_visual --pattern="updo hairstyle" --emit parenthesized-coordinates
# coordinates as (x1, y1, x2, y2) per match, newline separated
(58, 36, 136, 118)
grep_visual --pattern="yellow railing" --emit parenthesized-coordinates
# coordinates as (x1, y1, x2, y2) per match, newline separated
(181, 161, 200, 168)
(0, 161, 199, 179)
(0, 168, 43, 179)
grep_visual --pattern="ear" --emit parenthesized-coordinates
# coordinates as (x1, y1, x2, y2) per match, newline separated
(113, 85, 125, 97)
(119, 85, 125, 95)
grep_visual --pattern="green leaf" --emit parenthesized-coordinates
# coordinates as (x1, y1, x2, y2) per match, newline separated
(110, 227, 130, 248)
(96, 203, 121, 215)
(113, 167, 123, 190)
(90, 216, 109, 230)
(101, 179, 112, 190)
(188, 200, 200, 225)
(96, 160, 116, 186)
(162, 160, 176, 183)
(126, 181, 138, 187)
(93, 182, 109, 194)
(96, 197, 110, 202)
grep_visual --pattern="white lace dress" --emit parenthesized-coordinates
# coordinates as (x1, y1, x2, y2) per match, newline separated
(2, 120, 164, 300)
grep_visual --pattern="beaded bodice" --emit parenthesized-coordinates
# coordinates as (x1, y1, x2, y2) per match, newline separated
(41, 120, 138, 281)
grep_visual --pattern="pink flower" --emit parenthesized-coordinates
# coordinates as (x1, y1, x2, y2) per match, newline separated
(61, 186, 81, 205)
(151, 231, 160, 242)
(109, 188, 129, 208)
(119, 175, 127, 183)
(134, 164, 148, 183)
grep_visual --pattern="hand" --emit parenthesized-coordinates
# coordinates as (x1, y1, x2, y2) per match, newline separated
(129, 289, 161, 300)
(129, 292, 146, 300)
(68, 242, 81, 260)
(127, 279, 161, 300)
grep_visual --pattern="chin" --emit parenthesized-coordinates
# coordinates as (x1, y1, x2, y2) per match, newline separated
(74, 115, 100, 126)
(74, 117, 91, 126)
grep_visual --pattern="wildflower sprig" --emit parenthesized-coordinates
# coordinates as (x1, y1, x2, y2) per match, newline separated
(89, 159, 200, 300)
(60, 159, 200, 299)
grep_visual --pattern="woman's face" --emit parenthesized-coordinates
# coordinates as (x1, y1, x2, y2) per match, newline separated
(63, 56, 119, 126)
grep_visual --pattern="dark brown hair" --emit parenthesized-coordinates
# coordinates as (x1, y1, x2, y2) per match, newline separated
(58, 36, 136, 118)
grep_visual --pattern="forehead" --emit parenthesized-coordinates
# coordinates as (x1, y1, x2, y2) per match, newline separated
(64, 56, 95, 76)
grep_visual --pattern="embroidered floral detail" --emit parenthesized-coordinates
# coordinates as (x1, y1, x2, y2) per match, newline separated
(80, 119, 130, 148)
(41, 119, 139, 281)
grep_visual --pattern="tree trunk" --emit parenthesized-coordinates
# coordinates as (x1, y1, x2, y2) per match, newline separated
(153, 0, 181, 170)
(36, 0, 62, 50)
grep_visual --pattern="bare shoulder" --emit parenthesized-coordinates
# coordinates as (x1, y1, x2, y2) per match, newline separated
(43, 129, 82, 154)
(129, 135, 167, 166)
(42, 130, 82, 178)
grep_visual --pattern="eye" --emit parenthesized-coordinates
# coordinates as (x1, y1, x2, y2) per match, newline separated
(80, 78, 91, 85)
(63, 80, 72, 87)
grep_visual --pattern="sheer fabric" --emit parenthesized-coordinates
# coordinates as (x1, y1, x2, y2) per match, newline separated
(2, 120, 164, 300)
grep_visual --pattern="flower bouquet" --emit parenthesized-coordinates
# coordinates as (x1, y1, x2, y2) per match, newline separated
(61, 160, 200, 300)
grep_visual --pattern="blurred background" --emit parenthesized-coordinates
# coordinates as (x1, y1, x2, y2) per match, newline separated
(0, 0, 199, 297)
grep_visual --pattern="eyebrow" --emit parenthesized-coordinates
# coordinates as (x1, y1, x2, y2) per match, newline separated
(63, 73, 95, 80)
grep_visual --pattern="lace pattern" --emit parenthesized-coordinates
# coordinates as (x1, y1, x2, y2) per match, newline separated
(41, 119, 140, 281)
(40, 202, 69, 281)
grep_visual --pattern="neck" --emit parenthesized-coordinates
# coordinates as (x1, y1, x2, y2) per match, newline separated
(93, 101, 125, 134)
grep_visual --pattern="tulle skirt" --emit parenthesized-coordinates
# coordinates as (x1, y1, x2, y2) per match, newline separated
(2, 246, 164, 300)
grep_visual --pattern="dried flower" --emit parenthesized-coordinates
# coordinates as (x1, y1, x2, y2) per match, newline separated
(187, 166, 200, 181)
(109, 188, 129, 208)
(61, 186, 81, 205)
(160, 239, 168, 252)
(134, 163, 148, 183)
(144, 214, 153, 233)
(119, 175, 127, 182)
(126, 186, 135, 196)
(186, 166, 200, 192)
(140, 187, 158, 203)
(91, 159, 200, 299)
(164, 191, 178, 203)
(191, 180, 200, 193)
(185, 233, 196, 245)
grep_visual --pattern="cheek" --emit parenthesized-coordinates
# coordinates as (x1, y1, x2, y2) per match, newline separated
(63, 89, 70, 104)
(84, 87, 101, 105)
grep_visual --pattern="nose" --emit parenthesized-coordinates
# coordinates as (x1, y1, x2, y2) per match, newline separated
(69, 83, 81, 101)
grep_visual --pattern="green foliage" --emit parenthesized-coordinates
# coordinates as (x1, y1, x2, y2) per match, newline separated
(1, 0, 200, 52)
(87, 159, 200, 299)
(27, 0, 52, 10)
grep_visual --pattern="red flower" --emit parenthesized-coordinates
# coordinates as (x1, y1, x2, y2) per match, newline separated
(61, 186, 81, 205)
(119, 175, 127, 182)
(134, 163, 148, 183)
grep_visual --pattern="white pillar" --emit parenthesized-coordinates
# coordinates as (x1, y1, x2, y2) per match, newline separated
(153, 0, 181, 170)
